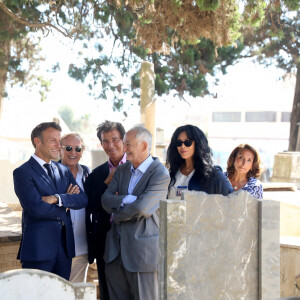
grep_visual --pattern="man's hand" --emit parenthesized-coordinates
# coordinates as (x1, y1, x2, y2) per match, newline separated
(41, 184, 79, 207)
(104, 169, 116, 186)
(122, 195, 137, 205)
(42, 195, 58, 204)
(66, 183, 80, 194)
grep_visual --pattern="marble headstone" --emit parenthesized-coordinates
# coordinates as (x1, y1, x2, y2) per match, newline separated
(0, 269, 97, 300)
(160, 190, 280, 300)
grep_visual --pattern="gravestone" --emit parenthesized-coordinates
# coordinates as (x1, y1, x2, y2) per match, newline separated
(280, 237, 300, 298)
(160, 190, 280, 300)
(0, 269, 97, 300)
(271, 152, 300, 189)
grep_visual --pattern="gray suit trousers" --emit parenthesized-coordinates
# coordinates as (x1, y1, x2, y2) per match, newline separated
(105, 255, 158, 300)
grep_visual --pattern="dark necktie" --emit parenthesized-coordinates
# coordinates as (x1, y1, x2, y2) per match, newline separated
(44, 163, 55, 184)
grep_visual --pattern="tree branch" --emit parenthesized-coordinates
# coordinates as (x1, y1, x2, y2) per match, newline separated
(0, 1, 70, 38)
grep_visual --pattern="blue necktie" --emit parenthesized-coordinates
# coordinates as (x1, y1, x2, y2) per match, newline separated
(44, 163, 55, 185)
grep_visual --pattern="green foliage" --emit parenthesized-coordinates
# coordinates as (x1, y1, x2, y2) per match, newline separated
(186, 74, 208, 97)
(243, 9, 299, 74)
(0, 0, 51, 102)
(182, 49, 195, 65)
(243, 0, 267, 27)
(1, 0, 291, 114)
(226, 1, 241, 42)
(195, 0, 220, 11)
(171, 0, 183, 7)
(66, 2, 246, 111)
(38, 77, 51, 102)
(2, 0, 293, 114)
(282, 0, 300, 10)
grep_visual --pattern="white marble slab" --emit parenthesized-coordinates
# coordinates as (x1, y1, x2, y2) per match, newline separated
(160, 190, 280, 300)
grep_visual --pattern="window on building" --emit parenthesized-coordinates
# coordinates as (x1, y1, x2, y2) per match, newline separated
(212, 112, 241, 122)
(281, 112, 291, 122)
(245, 111, 276, 122)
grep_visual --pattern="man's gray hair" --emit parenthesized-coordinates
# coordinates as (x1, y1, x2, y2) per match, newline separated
(61, 133, 85, 150)
(129, 126, 152, 152)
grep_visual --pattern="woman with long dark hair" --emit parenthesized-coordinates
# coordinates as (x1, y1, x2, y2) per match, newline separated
(166, 125, 233, 198)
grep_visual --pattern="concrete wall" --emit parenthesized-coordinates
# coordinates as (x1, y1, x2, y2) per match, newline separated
(0, 160, 24, 203)
(264, 191, 300, 237)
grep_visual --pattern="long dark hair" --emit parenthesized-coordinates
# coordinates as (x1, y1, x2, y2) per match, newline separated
(166, 125, 215, 186)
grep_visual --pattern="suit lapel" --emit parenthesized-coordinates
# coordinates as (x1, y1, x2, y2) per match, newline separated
(29, 157, 57, 192)
(121, 162, 132, 195)
(52, 162, 61, 191)
(132, 158, 157, 195)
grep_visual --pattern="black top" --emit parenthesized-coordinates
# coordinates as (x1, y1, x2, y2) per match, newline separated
(169, 166, 233, 196)
(84, 161, 111, 264)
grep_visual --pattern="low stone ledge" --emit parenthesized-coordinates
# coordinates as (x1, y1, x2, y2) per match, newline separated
(272, 298, 300, 300)
(281, 237, 300, 250)
(6, 202, 22, 211)
(0, 202, 21, 244)
(263, 182, 297, 192)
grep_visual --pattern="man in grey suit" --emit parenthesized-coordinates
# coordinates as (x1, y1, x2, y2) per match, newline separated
(102, 126, 170, 300)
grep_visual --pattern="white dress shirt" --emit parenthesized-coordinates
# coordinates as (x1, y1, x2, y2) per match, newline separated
(70, 164, 89, 256)
(121, 155, 154, 206)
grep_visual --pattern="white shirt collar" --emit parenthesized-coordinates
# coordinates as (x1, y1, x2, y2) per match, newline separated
(131, 155, 154, 174)
(77, 164, 83, 175)
(32, 154, 53, 170)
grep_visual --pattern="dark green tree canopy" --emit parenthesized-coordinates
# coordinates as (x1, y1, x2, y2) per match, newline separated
(0, 0, 299, 123)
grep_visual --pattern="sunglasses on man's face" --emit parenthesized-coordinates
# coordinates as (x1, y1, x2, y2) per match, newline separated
(175, 140, 193, 147)
(61, 145, 82, 152)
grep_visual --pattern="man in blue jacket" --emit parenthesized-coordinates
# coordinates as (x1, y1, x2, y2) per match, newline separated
(13, 122, 88, 280)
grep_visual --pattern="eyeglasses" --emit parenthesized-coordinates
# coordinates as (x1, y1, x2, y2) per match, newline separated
(175, 140, 193, 147)
(61, 145, 82, 152)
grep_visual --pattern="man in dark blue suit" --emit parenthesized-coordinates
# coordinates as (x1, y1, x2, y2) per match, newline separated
(13, 122, 88, 280)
